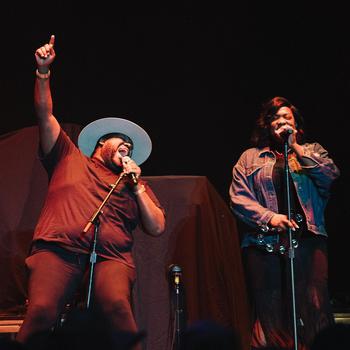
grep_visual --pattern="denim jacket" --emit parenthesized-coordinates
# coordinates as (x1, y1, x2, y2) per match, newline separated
(229, 143, 340, 249)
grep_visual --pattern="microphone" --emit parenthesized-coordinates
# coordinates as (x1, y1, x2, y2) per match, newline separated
(121, 156, 138, 184)
(279, 128, 293, 141)
(168, 264, 182, 287)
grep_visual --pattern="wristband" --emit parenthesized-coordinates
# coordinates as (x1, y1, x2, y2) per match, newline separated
(36, 69, 50, 79)
(134, 184, 146, 196)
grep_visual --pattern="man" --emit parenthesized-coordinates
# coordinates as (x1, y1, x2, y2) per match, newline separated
(16, 35, 165, 348)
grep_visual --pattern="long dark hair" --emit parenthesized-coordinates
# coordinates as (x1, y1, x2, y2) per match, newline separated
(251, 96, 306, 148)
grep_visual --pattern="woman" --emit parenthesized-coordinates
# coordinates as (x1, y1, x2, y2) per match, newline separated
(229, 96, 340, 350)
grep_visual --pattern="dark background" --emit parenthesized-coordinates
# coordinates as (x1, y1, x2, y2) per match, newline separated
(1, 4, 349, 303)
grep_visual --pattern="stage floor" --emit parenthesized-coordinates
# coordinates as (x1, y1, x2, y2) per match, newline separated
(1, 313, 349, 340)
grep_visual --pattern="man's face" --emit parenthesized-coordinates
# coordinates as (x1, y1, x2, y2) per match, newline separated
(99, 137, 132, 171)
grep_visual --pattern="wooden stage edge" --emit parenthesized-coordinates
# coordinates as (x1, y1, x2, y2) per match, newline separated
(1, 314, 350, 339)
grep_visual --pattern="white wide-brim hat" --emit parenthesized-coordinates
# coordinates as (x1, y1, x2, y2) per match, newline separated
(78, 117, 152, 165)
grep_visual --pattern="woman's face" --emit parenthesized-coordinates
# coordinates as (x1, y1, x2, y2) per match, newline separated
(269, 106, 296, 143)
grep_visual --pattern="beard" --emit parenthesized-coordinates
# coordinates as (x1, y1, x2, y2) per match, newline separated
(100, 144, 123, 173)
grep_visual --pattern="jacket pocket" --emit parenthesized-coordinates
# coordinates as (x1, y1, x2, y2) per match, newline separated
(246, 162, 264, 177)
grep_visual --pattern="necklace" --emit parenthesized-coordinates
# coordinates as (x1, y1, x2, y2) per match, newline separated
(273, 148, 293, 159)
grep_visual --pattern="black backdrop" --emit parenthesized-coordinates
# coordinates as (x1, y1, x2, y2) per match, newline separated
(1, 4, 349, 302)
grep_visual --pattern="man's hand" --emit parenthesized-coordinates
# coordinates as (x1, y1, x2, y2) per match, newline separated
(121, 156, 141, 183)
(35, 35, 56, 72)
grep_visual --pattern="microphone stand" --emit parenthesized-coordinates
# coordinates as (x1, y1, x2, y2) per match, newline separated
(169, 265, 184, 350)
(174, 272, 181, 350)
(283, 140, 298, 350)
(83, 172, 127, 309)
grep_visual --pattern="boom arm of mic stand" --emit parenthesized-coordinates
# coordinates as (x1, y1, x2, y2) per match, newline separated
(83, 173, 127, 233)
(83, 172, 127, 309)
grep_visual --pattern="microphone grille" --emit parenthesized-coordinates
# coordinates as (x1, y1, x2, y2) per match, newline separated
(169, 264, 182, 274)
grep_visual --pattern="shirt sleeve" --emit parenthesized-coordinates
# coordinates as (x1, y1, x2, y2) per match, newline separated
(40, 128, 78, 178)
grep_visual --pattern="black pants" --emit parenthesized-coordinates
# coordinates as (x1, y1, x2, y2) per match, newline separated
(242, 234, 334, 349)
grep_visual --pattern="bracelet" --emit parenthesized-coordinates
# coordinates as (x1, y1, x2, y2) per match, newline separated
(134, 184, 146, 196)
(36, 69, 50, 79)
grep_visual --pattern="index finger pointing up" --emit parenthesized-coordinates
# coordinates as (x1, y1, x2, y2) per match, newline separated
(49, 35, 55, 48)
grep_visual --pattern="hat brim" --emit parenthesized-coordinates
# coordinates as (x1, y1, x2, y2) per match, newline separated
(78, 117, 152, 165)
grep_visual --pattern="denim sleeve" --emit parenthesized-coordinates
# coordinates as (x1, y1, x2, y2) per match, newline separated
(229, 157, 275, 230)
(299, 143, 340, 197)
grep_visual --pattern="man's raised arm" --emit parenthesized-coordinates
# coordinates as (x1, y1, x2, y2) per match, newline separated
(34, 35, 60, 155)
